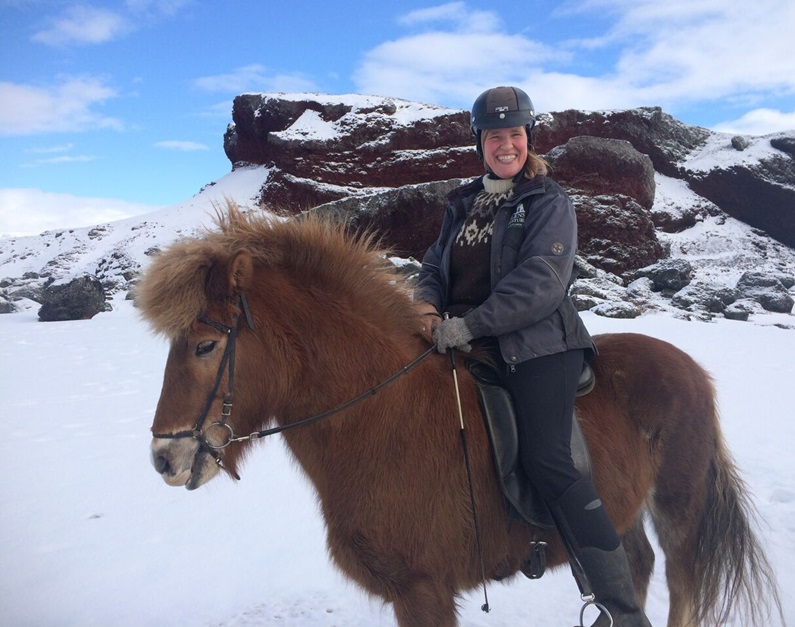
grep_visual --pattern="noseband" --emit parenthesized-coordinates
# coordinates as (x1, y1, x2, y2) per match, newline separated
(152, 291, 434, 480)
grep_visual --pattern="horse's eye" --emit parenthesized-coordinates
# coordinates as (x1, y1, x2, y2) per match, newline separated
(195, 340, 217, 357)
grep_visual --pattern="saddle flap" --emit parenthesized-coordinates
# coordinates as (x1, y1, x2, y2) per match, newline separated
(469, 362, 555, 528)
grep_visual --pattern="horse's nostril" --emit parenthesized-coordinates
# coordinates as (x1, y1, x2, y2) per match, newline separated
(153, 454, 172, 476)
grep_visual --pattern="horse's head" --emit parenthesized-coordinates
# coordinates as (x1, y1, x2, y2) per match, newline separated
(138, 205, 426, 490)
(138, 232, 259, 490)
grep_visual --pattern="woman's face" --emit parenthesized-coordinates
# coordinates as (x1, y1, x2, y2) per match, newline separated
(482, 126, 528, 179)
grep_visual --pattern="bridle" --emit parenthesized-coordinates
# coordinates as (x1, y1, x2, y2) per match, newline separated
(152, 292, 435, 479)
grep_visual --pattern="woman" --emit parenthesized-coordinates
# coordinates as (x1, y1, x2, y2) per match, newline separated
(415, 86, 651, 627)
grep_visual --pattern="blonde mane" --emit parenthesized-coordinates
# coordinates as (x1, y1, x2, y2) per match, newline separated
(136, 203, 417, 339)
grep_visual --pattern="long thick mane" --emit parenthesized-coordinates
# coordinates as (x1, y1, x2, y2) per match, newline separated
(136, 204, 419, 340)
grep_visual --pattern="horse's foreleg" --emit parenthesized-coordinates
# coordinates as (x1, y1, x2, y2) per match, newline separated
(392, 576, 458, 627)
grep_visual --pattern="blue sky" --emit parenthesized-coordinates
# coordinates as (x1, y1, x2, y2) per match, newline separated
(2, 0, 794, 236)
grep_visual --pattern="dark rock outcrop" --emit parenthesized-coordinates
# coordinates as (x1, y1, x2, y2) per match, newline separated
(628, 259, 693, 293)
(38, 275, 108, 322)
(215, 93, 795, 322)
(735, 271, 794, 313)
(546, 136, 656, 210)
(533, 107, 711, 178)
(311, 180, 466, 259)
(687, 151, 795, 249)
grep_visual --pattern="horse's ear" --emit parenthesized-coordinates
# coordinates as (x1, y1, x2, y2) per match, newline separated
(229, 249, 253, 291)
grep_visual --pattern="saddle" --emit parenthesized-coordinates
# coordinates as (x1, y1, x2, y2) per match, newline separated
(468, 360, 595, 529)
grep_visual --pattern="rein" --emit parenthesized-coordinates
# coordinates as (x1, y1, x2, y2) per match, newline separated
(152, 292, 435, 477)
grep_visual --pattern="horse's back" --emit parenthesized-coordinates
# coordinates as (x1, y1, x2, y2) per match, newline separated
(577, 332, 718, 533)
(589, 331, 715, 425)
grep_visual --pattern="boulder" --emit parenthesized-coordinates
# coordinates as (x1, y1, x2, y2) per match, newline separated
(545, 136, 663, 274)
(670, 283, 739, 314)
(0, 295, 16, 314)
(545, 136, 656, 210)
(724, 300, 758, 321)
(571, 193, 664, 275)
(38, 275, 108, 322)
(734, 271, 794, 313)
(628, 259, 693, 293)
(591, 301, 642, 319)
(310, 179, 466, 259)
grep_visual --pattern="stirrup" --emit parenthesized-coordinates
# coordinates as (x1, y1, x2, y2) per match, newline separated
(576, 593, 614, 627)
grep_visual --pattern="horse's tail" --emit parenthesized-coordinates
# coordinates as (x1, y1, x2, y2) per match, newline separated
(690, 429, 784, 626)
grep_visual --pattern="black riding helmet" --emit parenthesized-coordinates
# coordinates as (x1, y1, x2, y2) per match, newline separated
(470, 86, 536, 160)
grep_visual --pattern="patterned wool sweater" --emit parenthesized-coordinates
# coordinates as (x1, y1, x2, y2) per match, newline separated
(447, 175, 515, 317)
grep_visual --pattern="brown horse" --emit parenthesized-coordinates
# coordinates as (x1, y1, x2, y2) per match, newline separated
(137, 205, 783, 627)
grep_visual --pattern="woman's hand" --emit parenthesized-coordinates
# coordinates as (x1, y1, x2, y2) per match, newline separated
(417, 303, 441, 343)
(432, 317, 473, 353)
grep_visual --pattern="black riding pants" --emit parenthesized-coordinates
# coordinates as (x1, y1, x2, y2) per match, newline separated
(498, 348, 584, 501)
(498, 348, 620, 551)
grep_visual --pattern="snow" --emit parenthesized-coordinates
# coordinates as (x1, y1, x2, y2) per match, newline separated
(241, 92, 457, 120)
(682, 130, 793, 178)
(653, 172, 795, 288)
(244, 92, 460, 145)
(0, 165, 270, 283)
(1, 302, 793, 627)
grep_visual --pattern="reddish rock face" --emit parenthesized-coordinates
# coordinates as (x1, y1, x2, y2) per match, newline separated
(224, 93, 483, 209)
(223, 93, 795, 273)
(546, 136, 656, 210)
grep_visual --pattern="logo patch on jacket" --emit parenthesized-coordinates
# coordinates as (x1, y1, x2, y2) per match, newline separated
(551, 242, 565, 255)
(508, 203, 526, 230)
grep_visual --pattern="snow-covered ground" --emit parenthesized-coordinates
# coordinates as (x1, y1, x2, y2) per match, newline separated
(1, 300, 793, 626)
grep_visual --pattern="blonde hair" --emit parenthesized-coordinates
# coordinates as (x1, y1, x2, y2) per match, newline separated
(525, 152, 549, 177)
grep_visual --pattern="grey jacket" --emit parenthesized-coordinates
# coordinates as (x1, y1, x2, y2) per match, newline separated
(415, 174, 594, 364)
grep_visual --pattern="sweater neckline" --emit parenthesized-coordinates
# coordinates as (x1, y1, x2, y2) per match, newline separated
(482, 175, 515, 195)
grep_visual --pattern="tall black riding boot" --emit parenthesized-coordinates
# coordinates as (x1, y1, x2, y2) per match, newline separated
(548, 478, 652, 627)
(576, 544, 652, 627)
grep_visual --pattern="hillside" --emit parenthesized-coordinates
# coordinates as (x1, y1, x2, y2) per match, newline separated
(1, 93, 794, 325)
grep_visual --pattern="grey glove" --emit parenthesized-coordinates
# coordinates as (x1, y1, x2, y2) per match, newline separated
(432, 317, 473, 354)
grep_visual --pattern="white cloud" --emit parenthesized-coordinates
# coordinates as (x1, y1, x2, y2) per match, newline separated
(30, 1, 190, 48)
(125, 0, 190, 17)
(0, 77, 122, 136)
(0, 188, 160, 237)
(193, 64, 317, 94)
(22, 154, 97, 167)
(355, 29, 560, 107)
(154, 140, 209, 151)
(32, 5, 130, 47)
(28, 143, 75, 154)
(561, 0, 795, 106)
(398, 1, 502, 33)
(713, 109, 795, 136)
(353, 1, 795, 132)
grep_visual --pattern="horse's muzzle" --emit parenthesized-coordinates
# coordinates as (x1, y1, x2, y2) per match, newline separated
(151, 437, 220, 490)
